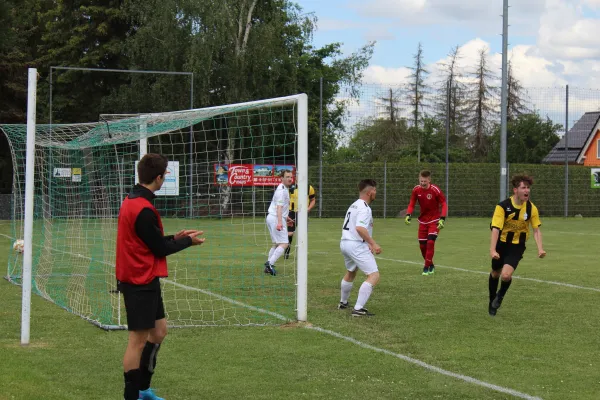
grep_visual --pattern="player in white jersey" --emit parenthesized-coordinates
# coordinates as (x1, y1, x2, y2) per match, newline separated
(339, 179, 381, 317)
(264, 169, 294, 276)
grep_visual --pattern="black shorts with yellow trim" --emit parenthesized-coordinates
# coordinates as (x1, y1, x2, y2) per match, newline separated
(492, 241, 526, 271)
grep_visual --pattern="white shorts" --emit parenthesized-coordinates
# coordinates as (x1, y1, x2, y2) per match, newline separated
(266, 214, 288, 244)
(340, 240, 379, 275)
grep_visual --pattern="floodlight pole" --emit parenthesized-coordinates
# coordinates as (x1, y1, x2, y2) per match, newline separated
(499, 0, 509, 200)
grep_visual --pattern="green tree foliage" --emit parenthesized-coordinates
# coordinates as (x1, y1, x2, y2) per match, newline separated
(487, 113, 561, 163)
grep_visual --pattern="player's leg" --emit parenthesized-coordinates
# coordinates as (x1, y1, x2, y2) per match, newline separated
(266, 217, 289, 275)
(121, 281, 156, 400)
(489, 250, 503, 316)
(418, 224, 428, 275)
(425, 223, 439, 275)
(491, 244, 523, 314)
(285, 211, 296, 259)
(139, 280, 167, 399)
(264, 215, 279, 275)
(352, 245, 379, 316)
(339, 242, 357, 309)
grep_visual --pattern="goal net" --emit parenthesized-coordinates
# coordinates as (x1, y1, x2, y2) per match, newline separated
(2, 94, 308, 329)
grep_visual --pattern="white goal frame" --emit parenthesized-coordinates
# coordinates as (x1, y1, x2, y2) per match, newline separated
(19, 67, 308, 344)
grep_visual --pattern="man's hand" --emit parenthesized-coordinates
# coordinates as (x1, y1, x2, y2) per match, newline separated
(175, 229, 201, 240)
(490, 250, 500, 260)
(538, 249, 546, 258)
(276, 223, 283, 231)
(404, 214, 411, 225)
(188, 230, 205, 245)
(437, 218, 445, 230)
(369, 242, 382, 255)
(286, 217, 294, 227)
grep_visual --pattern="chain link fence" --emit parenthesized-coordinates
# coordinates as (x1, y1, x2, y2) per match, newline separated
(313, 83, 600, 218)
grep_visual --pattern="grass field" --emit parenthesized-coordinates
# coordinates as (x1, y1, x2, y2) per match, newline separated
(1, 217, 600, 399)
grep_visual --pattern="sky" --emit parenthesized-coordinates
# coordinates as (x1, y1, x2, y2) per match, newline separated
(294, 0, 600, 89)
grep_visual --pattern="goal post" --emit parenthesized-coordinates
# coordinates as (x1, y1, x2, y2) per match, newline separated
(2, 71, 308, 335)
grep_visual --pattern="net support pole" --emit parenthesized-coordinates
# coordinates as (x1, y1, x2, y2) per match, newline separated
(296, 93, 308, 322)
(21, 68, 38, 345)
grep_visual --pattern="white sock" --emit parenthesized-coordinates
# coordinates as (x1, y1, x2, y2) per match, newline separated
(354, 282, 373, 310)
(267, 247, 276, 260)
(268, 246, 286, 265)
(340, 280, 353, 304)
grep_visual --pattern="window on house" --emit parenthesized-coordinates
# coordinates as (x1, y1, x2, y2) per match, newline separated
(598, 139, 600, 159)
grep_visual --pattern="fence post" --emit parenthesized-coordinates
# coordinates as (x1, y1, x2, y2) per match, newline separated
(383, 160, 387, 219)
(318, 77, 323, 218)
(564, 84, 569, 218)
(445, 81, 450, 206)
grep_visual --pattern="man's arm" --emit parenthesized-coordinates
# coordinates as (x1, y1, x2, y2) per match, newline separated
(356, 227, 381, 254)
(533, 228, 546, 258)
(490, 228, 500, 259)
(307, 197, 316, 212)
(406, 188, 417, 215)
(135, 208, 192, 257)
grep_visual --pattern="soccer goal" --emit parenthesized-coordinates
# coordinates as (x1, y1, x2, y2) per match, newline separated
(2, 69, 308, 341)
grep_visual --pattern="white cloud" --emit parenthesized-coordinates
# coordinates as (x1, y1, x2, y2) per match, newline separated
(362, 65, 412, 85)
(317, 18, 363, 31)
(537, 0, 600, 60)
(350, 0, 546, 33)
(363, 26, 396, 42)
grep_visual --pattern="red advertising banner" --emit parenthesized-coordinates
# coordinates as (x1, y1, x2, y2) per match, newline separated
(214, 164, 295, 186)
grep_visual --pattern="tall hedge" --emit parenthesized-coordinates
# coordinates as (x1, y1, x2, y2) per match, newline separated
(308, 162, 600, 218)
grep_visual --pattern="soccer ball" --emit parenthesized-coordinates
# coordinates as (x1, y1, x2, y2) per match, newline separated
(12, 239, 24, 254)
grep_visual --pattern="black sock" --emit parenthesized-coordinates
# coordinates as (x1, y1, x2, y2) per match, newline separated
(488, 274, 500, 302)
(497, 279, 512, 298)
(286, 235, 294, 253)
(139, 342, 161, 390)
(124, 369, 142, 400)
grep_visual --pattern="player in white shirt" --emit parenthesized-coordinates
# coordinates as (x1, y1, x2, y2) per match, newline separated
(339, 179, 381, 317)
(264, 169, 294, 276)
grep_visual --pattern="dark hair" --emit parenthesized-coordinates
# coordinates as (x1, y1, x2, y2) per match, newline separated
(358, 179, 377, 192)
(420, 170, 431, 178)
(138, 154, 168, 184)
(279, 169, 292, 177)
(511, 174, 533, 188)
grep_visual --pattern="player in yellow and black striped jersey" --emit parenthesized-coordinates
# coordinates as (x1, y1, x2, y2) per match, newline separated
(284, 183, 316, 259)
(488, 174, 546, 316)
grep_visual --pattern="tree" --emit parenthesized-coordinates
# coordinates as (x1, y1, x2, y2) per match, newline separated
(375, 87, 403, 123)
(463, 47, 498, 160)
(506, 60, 529, 121)
(487, 113, 561, 163)
(406, 42, 428, 162)
(341, 117, 411, 163)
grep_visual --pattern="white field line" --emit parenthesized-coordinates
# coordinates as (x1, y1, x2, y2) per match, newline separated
(376, 256, 600, 293)
(2, 231, 543, 399)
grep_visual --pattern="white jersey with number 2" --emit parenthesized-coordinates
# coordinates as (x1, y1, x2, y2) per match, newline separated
(341, 199, 373, 241)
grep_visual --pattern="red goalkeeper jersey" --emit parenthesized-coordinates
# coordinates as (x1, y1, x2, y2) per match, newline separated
(406, 184, 448, 224)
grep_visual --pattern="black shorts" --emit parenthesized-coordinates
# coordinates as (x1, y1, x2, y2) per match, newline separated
(492, 241, 526, 271)
(287, 210, 297, 233)
(118, 277, 165, 331)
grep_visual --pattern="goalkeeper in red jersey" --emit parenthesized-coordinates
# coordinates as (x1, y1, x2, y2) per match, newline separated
(404, 170, 448, 275)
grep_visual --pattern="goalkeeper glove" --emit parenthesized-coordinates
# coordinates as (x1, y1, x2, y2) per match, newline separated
(404, 214, 411, 225)
(437, 217, 446, 230)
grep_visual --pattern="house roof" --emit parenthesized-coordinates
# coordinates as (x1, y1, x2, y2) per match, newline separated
(542, 111, 600, 163)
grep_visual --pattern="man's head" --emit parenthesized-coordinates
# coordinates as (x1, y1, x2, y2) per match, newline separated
(358, 179, 377, 203)
(511, 174, 533, 203)
(419, 170, 431, 189)
(138, 154, 168, 192)
(280, 169, 293, 188)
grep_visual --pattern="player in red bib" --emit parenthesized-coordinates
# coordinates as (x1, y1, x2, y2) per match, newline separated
(404, 170, 448, 275)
